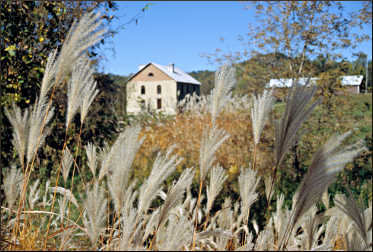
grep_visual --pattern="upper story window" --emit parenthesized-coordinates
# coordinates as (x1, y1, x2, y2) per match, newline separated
(141, 85, 145, 94)
(157, 85, 161, 94)
(148, 72, 154, 77)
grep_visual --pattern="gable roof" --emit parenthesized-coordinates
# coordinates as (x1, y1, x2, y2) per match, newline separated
(128, 62, 201, 85)
(341, 75, 363, 86)
(267, 77, 319, 88)
(267, 75, 364, 88)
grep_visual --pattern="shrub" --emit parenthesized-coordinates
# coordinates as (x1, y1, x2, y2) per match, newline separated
(1, 12, 371, 251)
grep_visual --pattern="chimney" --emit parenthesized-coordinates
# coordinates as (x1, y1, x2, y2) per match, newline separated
(168, 63, 174, 73)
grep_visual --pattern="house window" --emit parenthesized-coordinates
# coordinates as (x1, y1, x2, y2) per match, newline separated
(157, 85, 161, 94)
(148, 72, 154, 77)
(140, 100, 145, 110)
(157, 98, 162, 109)
(141, 85, 145, 94)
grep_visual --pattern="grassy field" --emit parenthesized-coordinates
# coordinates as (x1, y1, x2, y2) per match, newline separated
(133, 92, 372, 206)
(2, 90, 372, 250)
(1, 12, 371, 251)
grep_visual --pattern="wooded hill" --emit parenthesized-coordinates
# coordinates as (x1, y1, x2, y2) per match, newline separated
(113, 53, 372, 98)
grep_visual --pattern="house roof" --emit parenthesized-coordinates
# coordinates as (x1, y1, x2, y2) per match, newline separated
(267, 78, 319, 88)
(341, 75, 363, 86)
(267, 75, 363, 88)
(129, 62, 201, 85)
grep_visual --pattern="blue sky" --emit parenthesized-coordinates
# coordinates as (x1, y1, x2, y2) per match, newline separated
(99, 1, 372, 76)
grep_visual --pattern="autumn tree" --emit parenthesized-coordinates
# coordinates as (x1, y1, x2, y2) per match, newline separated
(206, 1, 372, 97)
(204, 1, 372, 214)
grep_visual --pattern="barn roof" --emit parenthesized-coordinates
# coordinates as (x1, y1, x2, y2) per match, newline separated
(129, 62, 201, 85)
(267, 75, 364, 88)
(267, 78, 318, 88)
(341, 75, 363, 86)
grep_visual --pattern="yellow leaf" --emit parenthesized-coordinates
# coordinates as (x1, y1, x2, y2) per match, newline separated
(5, 45, 16, 51)
(39, 37, 44, 42)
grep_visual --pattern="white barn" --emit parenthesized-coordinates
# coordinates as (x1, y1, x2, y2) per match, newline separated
(267, 75, 363, 94)
(340, 75, 364, 94)
(126, 62, 201, 114)
(267, 77, 319, 88)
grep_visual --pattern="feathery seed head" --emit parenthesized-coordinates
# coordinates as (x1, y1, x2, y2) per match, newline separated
(85, 142, 98, 178)
(138, 145, 182, 215)
(28, 179, 40, 210)
(158, 168, 194, 228)
(251, 89, 274, 145)
(83, 182, 107, 245)
(57, 11, 106, 82)
(206, 165, 228, 215)
(27, 97, 55, 164)
(199, 126, 229, 181)
(40, 49, 59, 99)
(49, 186, 78, 208)
(3, 165, 24, 209)
(80, 78, 99, 124)
(238, 167, 260, 222)
(4, 104, 30, 168)
(106, 125, 144, 214)
(62, 147, 73, 183)
(66, 55, 95, 128)
(334, 190, 370, 247)
(275, 82, 321, 168)
(211, 65, 236, 125)
(280, 130, 366, 249)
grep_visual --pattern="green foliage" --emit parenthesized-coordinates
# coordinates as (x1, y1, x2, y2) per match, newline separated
(0, 1, 117, 108)
(33, 72, 123, 186)
(204, 1, 371, 100)
(0, 1, 117, 193)
(106, 73, 130, 119)
(189, 70, 215, 95)
(273, 93, 372, 210)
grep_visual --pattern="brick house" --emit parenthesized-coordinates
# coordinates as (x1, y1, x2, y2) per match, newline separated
(126, 62, 201, 114)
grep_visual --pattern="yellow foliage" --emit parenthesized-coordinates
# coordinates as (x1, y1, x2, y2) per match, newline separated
(133, 110, 274, 184)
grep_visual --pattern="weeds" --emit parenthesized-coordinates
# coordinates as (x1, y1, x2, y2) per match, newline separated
(1, 11, 371, 251)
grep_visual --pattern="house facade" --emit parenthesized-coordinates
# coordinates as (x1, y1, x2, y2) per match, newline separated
(126, 62, 201, 114)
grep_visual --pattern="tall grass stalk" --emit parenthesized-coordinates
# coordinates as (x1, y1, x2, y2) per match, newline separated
(266, 81, 321, 211)
(3, 11, 371, 251)
(44, 127, 69, 248)
(66, 53, 99, 222)
(5, 11, 106, 248)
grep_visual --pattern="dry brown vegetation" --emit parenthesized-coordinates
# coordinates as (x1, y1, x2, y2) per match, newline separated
(1, 12, 372, 251)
